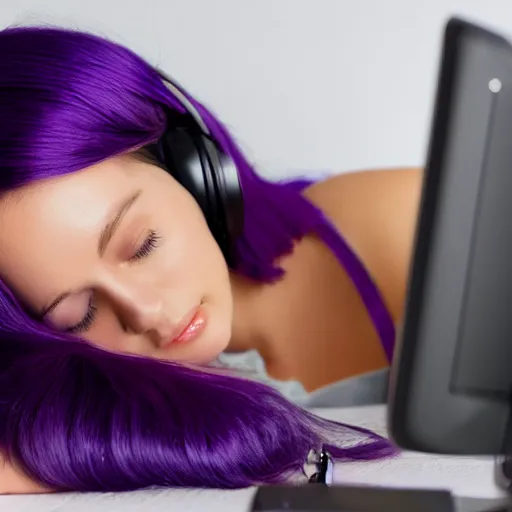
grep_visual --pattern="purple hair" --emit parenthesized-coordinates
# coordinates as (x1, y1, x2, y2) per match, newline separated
(0, 26, 395, 492)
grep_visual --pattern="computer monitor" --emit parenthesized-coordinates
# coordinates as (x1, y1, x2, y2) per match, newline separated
(388, 16, 512, 457)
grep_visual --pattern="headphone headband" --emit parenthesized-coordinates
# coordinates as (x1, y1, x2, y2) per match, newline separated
(153, 71, 244, 264)
(160, 74, 211, 135)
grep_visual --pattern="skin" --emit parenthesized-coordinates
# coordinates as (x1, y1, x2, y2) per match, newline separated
(0, 154, 233, 366)
(0, 155, 423, 494)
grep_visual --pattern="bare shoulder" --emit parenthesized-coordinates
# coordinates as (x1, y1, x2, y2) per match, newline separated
(303, 167, 422, 215)
(302, 167, 423, 322)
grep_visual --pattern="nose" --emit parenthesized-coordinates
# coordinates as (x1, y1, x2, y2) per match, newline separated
(101, 274, 174, 342)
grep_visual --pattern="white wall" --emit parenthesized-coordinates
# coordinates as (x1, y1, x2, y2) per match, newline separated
(1, 0, 512, 178)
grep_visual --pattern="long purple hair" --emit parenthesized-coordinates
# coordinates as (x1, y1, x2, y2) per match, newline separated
(0, 26, 395, 492)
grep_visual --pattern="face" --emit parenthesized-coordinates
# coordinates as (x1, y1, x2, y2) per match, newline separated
(0, 153, 233, 364)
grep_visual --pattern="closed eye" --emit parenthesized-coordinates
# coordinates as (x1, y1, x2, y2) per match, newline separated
(66, 230, 162, 334)
(66, 296, 97, 334)
(131, 229, 161, 261)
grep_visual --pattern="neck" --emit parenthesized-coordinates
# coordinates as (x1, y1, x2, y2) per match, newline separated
(228, 272, 271, 358)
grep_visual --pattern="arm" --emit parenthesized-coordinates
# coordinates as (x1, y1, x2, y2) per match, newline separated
(0, 453, 51, 494)
(303, 167, 423, 323)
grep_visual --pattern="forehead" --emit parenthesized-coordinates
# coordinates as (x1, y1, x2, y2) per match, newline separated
(0, 156, 139, 311)
(4, 155, 138, 217)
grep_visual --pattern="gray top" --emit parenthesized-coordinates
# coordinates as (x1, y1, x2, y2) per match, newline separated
(217, 349, 389, 408)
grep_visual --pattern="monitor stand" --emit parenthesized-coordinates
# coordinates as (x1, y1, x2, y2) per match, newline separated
(488, 408, 512, 512)
(491, 456, 512, 512)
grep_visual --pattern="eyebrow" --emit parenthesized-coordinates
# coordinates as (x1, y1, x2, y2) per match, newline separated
(98, 190, 142, 257)
(40, 189, 142, 317)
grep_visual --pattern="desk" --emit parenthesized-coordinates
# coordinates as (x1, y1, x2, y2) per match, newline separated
(0, 405, 507, 512)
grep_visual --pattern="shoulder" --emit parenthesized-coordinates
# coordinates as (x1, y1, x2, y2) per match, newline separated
(302, 167, 423, 322)
(302, 167, 422, 218)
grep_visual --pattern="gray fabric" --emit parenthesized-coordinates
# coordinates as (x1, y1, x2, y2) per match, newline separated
(216, 350, 309, 403)
(300, 368, 389, 408)
(216, 350, 389, 408)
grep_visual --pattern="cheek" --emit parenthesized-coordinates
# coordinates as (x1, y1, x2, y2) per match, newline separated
(80, 305, 133, 352)
(161, 223, 226, 292)
(157, 196, 228, 285)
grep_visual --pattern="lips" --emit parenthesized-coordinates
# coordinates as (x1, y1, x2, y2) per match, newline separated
(163, 305, 206, 347)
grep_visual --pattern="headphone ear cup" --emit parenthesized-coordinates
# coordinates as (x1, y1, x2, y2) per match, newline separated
(159, 128, 215, 221)
(200, 136, 244, 246)
(157, 127, 243, 263)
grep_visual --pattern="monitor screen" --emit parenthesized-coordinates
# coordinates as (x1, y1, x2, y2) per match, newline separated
(388, 17, 512, 456)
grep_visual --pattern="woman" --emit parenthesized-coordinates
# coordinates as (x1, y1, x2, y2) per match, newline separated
(0, 26, 422, 494)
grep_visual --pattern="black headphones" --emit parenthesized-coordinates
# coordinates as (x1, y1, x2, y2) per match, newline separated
(150, 72, 244, 265)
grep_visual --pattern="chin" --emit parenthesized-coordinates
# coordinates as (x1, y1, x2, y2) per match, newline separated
(191, 337, 231, 366)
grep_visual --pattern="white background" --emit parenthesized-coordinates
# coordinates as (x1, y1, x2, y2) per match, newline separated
(1, 0, 512, 178)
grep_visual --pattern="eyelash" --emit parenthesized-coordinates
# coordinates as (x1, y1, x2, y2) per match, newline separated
(67, 297, 97, 334)
(130, 229, 161, 261)
(67, 230, 161, 334)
